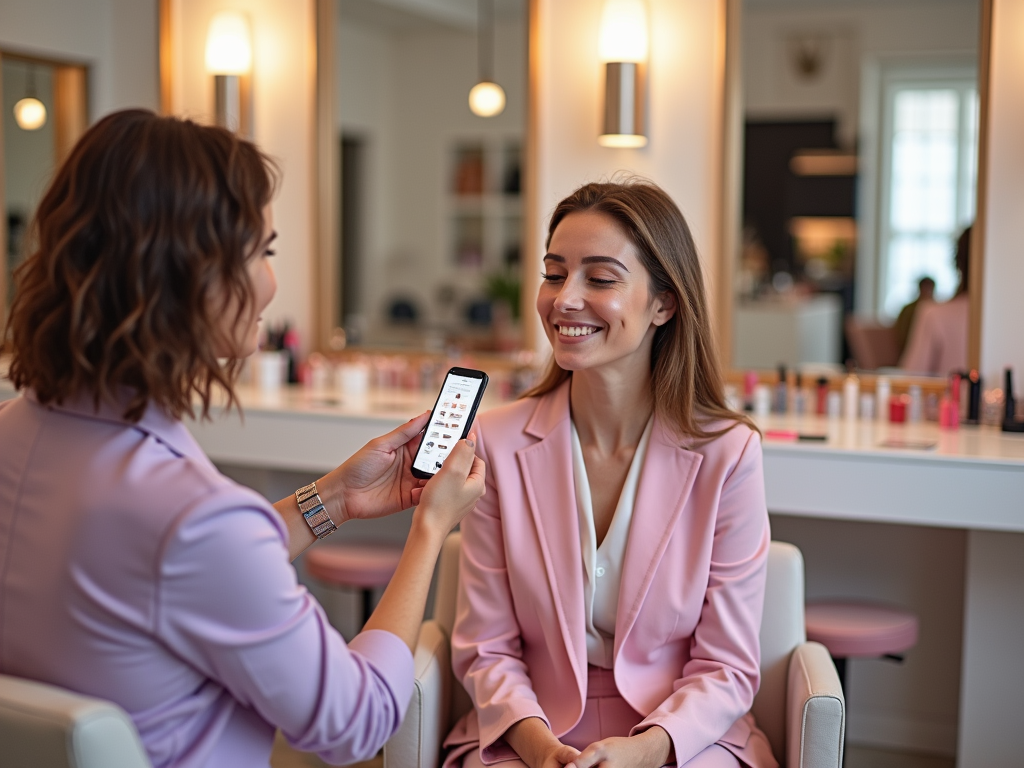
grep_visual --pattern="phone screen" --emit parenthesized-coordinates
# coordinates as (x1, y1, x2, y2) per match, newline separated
(412, 368, 488, 477)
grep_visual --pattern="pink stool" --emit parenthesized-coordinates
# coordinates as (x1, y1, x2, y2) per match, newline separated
(305, 543, 404, 627)
(805, 600, 919, 692)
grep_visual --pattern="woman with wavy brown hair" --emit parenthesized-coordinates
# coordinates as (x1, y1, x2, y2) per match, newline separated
(0, 109, 484, 768)
(444, 180, 777, 768)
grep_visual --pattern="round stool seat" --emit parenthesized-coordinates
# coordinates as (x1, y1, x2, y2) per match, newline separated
(806, 600, 919, 658)
(305, 544, 403, 590)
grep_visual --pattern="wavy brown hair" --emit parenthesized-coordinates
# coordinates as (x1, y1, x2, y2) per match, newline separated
(3, 109, 278, 422)
(524, 180, 756, 440)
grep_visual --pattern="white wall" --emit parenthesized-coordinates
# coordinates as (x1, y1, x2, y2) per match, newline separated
(168, 0, 317, 354)
(979, 0, 1024, 390)
(0, 0, 159, 120)
(337, 12, 526, 333)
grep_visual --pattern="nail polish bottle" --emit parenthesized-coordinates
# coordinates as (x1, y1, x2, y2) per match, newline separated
(815, 377, 829, 415)
(792, 372, 808, 415)
(775, 365, 788, 414)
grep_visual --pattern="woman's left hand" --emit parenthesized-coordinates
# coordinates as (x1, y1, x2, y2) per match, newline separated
(323, 410, 432, 523)
(566, 727, 672, 768)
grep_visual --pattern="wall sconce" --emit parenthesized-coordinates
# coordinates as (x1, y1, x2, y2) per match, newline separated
(13, 66, 47, 131)
(205, 10, 253, 136)
(468, 0, 506, 118)
(598, 0, 648, 148)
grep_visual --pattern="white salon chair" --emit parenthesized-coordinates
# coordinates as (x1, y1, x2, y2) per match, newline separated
(0, 673, 151, 768)
(384, 534, 845, 768)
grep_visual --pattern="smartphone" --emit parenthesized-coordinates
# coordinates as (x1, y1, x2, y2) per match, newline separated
(411, 367, 489, 479)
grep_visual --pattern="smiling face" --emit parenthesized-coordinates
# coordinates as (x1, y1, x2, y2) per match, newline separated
(538, 210, 676, 376)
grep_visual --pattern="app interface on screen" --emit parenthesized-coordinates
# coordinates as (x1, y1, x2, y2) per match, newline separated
(414, 374, 483, 474)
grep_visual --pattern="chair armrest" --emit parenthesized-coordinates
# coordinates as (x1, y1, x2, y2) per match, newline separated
(0, 673, 151, 768)
(384, 620, 452, 768)
(786, 641, 845, 768)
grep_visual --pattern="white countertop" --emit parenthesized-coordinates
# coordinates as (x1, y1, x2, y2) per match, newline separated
(4, 380, 1023, 531)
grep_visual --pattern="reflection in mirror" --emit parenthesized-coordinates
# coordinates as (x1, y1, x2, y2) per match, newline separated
(733, 0, 979, 378)
(1, 52, 87, 319)
(335, 0, 526, 352)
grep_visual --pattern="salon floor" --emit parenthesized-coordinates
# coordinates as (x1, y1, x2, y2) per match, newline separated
(269, 735, 955, 768)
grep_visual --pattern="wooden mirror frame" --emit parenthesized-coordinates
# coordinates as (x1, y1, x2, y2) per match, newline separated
(715, 0, 993, 375)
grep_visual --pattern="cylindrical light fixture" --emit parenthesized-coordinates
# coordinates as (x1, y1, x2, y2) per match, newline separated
(469, 0, 506, 118)
(205, 10, 253, 136)
(598, 0, 648, 148)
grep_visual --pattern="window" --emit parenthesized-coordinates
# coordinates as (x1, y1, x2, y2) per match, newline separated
(878, 71, 977, 319)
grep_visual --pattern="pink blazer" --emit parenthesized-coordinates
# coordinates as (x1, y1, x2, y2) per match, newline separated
(445, 382, 777, 768)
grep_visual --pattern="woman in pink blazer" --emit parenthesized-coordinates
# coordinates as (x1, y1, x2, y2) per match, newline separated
(444, 182, 777, 768)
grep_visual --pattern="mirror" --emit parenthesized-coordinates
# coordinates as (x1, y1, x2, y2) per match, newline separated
(730, 0, 982, 377)
(329, 0, 527, 353)
(0, 51, 87, 320)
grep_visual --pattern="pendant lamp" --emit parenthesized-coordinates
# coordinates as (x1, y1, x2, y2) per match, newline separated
(13, 66, 47, 132)
(469, 0, 505, 118)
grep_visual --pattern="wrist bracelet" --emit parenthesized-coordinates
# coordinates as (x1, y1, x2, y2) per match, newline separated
(295, 481, 338, 539)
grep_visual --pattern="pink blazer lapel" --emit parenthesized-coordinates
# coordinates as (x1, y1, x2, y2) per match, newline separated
(515, 384, 588, 693)
(614, 415, 703, 656)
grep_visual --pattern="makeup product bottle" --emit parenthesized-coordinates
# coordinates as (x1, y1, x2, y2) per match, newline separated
(875, 375, 891, 422)
(940, 374, 960, 430)
(1002, 368, 1024, 432)
(843, 370, 860, 421)
(889, 394, 908, 423)
(908, 384, 923, 423)
(792, 372, 808, 415)
(966, 370, 982, 424)
(815, 377, 829, 415)
(827, 390, 842, 418)
(743, 370, 758, 412)
(859, 392, 875, 420)
(775, 364, 788, 414)
(753, 384, 772, 417)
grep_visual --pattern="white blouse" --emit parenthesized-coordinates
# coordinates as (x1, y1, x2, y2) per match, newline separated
(570, 417, 654, 669)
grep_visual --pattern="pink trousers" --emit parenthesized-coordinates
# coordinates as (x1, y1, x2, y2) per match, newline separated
(460, 666, 741, 768)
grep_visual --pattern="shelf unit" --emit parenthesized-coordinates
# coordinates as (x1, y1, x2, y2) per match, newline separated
(448, 139, 522, 271)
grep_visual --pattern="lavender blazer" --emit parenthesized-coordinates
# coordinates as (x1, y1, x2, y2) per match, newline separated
(445, 383, 777, 768)
(0, 393, 413, 768)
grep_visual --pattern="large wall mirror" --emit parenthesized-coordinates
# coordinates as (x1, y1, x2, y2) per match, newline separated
(0, 51, 88, 321)
(728, 0, 986, 378)
(322, 0, 527, 354)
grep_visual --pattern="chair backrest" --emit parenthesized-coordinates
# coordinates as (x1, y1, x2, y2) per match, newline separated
(844, 317, 902, 370)
(432, 535, 804, 761)
(752, 540, 806, 763)
(0, 673, 151, 768)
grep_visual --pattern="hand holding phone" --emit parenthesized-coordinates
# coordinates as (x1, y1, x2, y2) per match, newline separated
(415, 434, 486, 535)
(412, 367, 489, 479)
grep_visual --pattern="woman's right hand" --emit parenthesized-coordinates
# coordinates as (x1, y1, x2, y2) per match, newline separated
(504, 717, 581, 768)
(532, 742, 581, 768)
(413, 434, 486, 536)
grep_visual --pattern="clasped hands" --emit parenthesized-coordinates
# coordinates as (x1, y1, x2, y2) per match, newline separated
(506, 717, 672, 768)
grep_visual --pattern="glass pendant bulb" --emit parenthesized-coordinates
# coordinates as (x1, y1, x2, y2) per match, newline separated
(14, 97, 46, 131)
(469, 81, 506, 117)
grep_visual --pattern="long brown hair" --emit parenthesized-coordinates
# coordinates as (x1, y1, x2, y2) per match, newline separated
(3, 109, 278, 422)
(524, 180, 755, 440)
